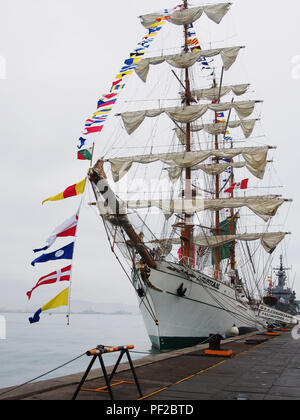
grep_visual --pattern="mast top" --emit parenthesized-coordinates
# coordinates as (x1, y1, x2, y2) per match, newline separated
(273, 255, 291, 273)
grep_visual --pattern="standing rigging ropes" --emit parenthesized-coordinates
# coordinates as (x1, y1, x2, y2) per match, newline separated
(182, 262, 265, 328)
(100, 217, 159, 326)
(88, 164, 162, 325)
(88, 159, 160, 325)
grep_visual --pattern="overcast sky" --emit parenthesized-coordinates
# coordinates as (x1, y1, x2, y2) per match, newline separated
(0, 0, 299, 311)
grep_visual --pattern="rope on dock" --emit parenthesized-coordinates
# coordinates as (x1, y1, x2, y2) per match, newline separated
(0, 352, 87, 399)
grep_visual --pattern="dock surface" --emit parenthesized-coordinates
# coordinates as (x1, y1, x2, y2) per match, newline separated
(1, 331, 299, 400)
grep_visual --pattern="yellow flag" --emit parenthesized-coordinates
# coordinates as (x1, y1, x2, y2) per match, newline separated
(42, 288, 69, 312)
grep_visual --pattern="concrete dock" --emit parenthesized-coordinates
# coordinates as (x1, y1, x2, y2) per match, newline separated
(1, 330, 299, 401)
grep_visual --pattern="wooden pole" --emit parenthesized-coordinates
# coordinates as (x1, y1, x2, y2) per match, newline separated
(182, 0, 194, 266)
(213, 74, 220, 279)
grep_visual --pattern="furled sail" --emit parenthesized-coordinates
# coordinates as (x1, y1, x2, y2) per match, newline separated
(175, 119, 259, 144)
(193, 232, 288, 254)
(167, 160, 267, 182)
(122, 196, 286, 222)
(190, 84, 250, 101)
(108, 146, 270, 182)
(119, 101, 260, 135)
(135, 47, 244, 82)
(159, 232, 288, 254)
(140, 3, 232, 28)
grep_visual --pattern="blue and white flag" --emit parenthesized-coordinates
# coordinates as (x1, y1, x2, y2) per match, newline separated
(31, 242, 74, 267)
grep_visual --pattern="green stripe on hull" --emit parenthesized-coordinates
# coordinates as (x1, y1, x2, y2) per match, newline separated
(150, 327, 257, 351)
(150, 335, 208, 351)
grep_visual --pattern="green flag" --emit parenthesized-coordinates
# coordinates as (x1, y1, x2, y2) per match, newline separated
(78, 148, 92, 161)
(212, 218, 236, 265)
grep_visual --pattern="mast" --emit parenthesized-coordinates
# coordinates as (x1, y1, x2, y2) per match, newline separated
(182, 0, 194, 266)
(229, 139, 236, 279)
(213, 73, 221, 279)
(225, 99, 237, 281)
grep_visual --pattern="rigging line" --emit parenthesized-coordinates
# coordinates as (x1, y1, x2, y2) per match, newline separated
(205, 277, 262, 325)
(96, 112, 126, 158)
(124, 98, 181, 102)
(172, 69, 187, 92)
(101, 217, 158, 324)
(195, 249, 260, 322)
(242, 218, 271, 287)
(0, 353, 86, 399)
(67, 174, 90, 325)
(249, 248, 267, 299)
(144, 33, 240, 55)
(237, 255, 253, 302)
(98, 120, 125, 160)
(118, 227, 158, 322)
(114, 191, 160, 243)
(257, 253, 274, 295)
(182, 263, 264, 326)
(141, 135, 178, 229)
(110, 139, 248, 151)
(193, 274, 263, 327)
(208, 285, 265, 327)
(254, 246, 264, 295)
(236, 230, 255, 287)
(245, 240, 256, 275)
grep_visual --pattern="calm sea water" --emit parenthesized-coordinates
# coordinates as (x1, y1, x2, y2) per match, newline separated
(0, 313, 155, 389)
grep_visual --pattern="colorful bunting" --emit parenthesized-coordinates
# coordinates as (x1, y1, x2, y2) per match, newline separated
(76, 6, 182, 161)
(187, 23, 211, 69)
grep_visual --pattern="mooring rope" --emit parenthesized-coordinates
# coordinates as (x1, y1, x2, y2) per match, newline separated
(0, 352, 86, 399)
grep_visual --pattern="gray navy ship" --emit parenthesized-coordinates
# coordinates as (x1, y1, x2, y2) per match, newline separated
(263, 256, 299, 317)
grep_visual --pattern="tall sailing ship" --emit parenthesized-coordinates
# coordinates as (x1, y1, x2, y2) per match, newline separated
(88, 1, 297, 349)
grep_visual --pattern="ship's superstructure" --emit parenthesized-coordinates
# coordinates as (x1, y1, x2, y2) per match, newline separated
(264, 256, 298, 316)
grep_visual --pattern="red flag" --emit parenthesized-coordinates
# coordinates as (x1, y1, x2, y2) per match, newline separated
(26, 265, 72, 300)
(83, 125, 103, 135)
(112, 78, 122, 86)
(102, 93, 118, 100)
(225, 183, 236, 194)
(225, 179, 249, 194)
(240, 178, 249, 190)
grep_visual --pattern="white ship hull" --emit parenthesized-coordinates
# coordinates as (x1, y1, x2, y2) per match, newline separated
(134, 261, 265, 350)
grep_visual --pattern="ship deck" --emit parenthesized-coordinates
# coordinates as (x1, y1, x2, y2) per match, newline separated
(1, 330, 299, 401)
